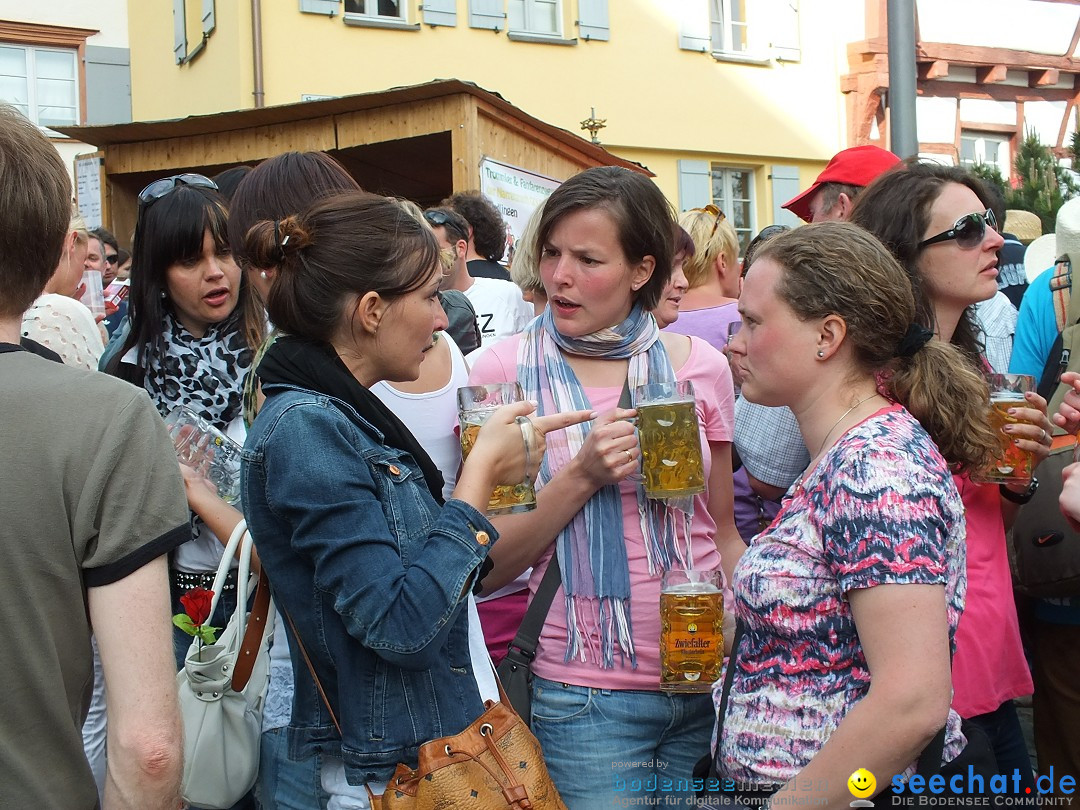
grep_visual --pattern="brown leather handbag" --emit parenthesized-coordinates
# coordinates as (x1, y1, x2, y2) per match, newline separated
(381, 689, 566, 810)
(283, 610, 565, 810)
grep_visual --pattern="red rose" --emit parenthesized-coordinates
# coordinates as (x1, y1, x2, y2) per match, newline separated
(180, 587, 214, 626)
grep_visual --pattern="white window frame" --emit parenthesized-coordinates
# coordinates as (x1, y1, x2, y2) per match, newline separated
(508, 0, 562, 37)
(710, 164, 756, 256)
(0, 43, 79, 134)
(714, 0, 748, 55)
(960, 131, 1012, 180)
(343, 0, 407, 22)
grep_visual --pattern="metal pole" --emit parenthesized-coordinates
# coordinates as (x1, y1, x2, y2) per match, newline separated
(887, 0, 918, 158)
(251, 0, 265, 109)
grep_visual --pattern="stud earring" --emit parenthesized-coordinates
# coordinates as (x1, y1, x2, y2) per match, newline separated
(817, 350, 824, 358)
(259, 270, 269, 279)
(160, 290, 167, 300)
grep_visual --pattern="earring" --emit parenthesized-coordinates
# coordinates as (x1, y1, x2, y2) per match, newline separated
(160, 290, 167, 300)
(817, 350, 824, 358)
(259, 270, 269, 279)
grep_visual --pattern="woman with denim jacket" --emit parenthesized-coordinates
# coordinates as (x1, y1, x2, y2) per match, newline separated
(240, 190, 591, 808)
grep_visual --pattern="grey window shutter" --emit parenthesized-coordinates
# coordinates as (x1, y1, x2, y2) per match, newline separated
(422, 0, 457, 26)
(678, 1, 710, 51)
(173, 0, 187, 64)
(299, 0, 340, 15)
(577, 0, 609, 41)
(770, 165, 801, 227)
(469, 0, 506, 30)
(678, 160, 712, 211)
(84, 46, 132, 125)
(771, 0, 800, 61)
(202, 0, 216, 35)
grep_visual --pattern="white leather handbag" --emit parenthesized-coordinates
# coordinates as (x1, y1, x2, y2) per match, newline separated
(177, 520, 276, 809)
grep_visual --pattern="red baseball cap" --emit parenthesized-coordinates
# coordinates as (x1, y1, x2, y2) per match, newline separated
(782, 145, 901, 223)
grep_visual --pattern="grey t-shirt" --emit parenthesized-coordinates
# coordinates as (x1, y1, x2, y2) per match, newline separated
(0, 349, 189, 808)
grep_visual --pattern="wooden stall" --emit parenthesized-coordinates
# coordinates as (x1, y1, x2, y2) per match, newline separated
(57, 79, 650, 245)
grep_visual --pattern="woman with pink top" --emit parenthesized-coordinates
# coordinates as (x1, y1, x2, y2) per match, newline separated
(469, 166, 742, 808)
(851, 160, 1053, 789)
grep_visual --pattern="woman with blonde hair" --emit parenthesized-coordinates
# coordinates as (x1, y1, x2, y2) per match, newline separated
(666, 205, 742, 350)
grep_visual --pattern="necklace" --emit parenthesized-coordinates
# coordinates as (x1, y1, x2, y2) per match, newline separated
(814, 393, 878, 457)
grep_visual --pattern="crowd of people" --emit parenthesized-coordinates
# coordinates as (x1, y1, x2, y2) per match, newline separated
(3, 99, 1079, 810)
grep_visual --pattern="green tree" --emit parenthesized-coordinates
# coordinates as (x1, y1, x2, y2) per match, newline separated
(1008, 130, 1078, 232)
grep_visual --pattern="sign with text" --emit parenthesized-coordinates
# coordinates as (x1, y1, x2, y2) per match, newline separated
(75, 152, 105, 230)
(479, 158, 560, 261)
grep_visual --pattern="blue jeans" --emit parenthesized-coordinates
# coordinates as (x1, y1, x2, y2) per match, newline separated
(966, 700, 1036, 792)
(531, 675, 714, 810)
(255, 727, 330, 810)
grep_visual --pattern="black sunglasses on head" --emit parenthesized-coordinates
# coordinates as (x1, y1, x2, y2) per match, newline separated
(138, 173, 218, 208)
(423, 209, 467, 242)
(918, 209, 997, 251)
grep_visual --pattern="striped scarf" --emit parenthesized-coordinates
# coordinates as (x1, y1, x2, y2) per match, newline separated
(517, 305, 691, 669)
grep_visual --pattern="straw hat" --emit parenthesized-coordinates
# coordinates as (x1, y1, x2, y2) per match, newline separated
(1004, 209, 1041, 244)
(1024, 198, 1080, 282)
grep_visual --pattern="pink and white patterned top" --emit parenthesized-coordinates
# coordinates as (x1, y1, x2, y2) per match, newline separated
(717, 404, 967, 784)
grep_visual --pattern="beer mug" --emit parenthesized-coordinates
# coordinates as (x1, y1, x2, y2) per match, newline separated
(973, 373, 1037, 485)
(164, 406, 243, 505)
(456, 383, 537, 516)
(660, 568, 723, 692)
(633, 380, 706, 500)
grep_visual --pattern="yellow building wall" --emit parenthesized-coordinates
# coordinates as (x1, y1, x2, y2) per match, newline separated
(129, 0, 857, 218)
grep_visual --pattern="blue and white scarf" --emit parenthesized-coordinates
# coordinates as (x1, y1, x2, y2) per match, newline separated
(517, 305, 692, 669)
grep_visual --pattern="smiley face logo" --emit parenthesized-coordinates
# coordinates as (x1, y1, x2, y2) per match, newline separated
(848, 769, 876, 799)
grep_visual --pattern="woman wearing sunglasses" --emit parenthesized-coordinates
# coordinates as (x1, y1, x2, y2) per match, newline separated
(850, 160, 1051, 790)
(104, 174, 261, 671)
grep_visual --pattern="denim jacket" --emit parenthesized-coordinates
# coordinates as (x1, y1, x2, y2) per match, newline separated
(242, 382, 497, 784)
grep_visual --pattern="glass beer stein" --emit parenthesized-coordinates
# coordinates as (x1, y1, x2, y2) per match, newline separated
(659, 568, 723, 692)
(633, 380, 706, 500)
(973, 373, 1037, 485)
(457, 383, 538, 516)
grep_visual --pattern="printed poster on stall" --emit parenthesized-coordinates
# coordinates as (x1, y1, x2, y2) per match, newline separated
(479, 157, 560, 263)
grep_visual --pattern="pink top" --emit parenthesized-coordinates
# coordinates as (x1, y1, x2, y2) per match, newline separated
(950, 474, 1033, 716)
(469, 334, 734, 690)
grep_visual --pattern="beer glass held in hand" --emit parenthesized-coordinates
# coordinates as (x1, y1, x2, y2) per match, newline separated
(660, 568, 723, 692)
(974, 373, 1037, 485)
(457, 382, 538, 516)
(633, 380, 706, 500)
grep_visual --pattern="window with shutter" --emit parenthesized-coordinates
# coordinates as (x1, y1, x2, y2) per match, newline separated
(469, 0, 507, 31)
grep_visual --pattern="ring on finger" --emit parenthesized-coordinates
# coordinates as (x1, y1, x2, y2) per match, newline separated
(1041, 428, 1049, 444)
(624, 449, 633, 463)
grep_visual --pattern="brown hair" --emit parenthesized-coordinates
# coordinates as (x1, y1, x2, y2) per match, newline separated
(849, 159, 992, 362)
(0, 105, 71, 317)
(245, 191, 441, 344)
(537, 167, 674, 311)
(756, 222, 996, 471)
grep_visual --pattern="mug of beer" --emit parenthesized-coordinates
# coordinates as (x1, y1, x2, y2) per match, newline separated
(633, 380, 706, 500)
(660, 568, 723, 692)
(974, 373, 1038, 485)
(457, 383, 538, 516)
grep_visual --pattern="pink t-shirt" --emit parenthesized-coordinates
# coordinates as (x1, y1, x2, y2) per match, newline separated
(950, 474, 1033, 717)
(469, 334, 734, 690)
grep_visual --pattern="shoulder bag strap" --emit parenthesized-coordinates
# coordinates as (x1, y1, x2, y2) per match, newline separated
(707, 621, 744, 780)
(503, 376, 634, 662)
(231, 566, 273, 691)
(1050, 256, 1073, 334)
(282, 607, 342, 736)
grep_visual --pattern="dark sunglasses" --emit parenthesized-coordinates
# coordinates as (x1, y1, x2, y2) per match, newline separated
(918, 209, 997, 251)
(423, 209, 467, 242)
(104, 253, 119, 265)
(138, 173, 218, 208)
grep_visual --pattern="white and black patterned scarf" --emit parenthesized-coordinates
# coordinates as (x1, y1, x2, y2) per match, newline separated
(144, 312, 252, 429)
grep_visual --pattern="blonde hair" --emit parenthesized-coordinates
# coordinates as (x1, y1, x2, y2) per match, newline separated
(679, 208, 739, 289)
(510, 200, 546, 297)
(69, 211, 89, 244)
